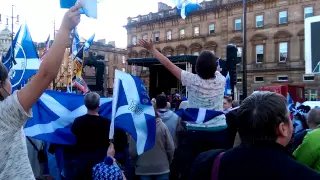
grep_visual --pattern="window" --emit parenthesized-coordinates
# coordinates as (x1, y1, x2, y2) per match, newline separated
(237, 77, 242, 83)
(279, 11, 288, 24)
(154, 32, 160, 42)
(254, 76, 264, 83)
(193, 52, 199, 56)
(209, 24, 215, 34)
(310, 89, 318, 101)
(122, 56, 125, 64)
(237, 47, 242, 57)
(279, 42, 288, 62)
(277, 75, 288, 81)
(106, 66, 108, 75)
(142, 34, 148, 41)
(166, 30, 172, 40)
(256, 15, 264, 27)
(256, 45, 264, 63)
(132, 36, 137, 45)
(235, 18, 242, 30)
(180, 29, 185, 38)
(303, 74, 315, 81)
(194, 26, 200, 37)
(304, 7, 313, 19)
(122, 68, 125, 72)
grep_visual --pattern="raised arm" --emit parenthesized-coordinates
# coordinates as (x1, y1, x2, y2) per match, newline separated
(18, 4, 81, 111)
(139, 39, 182, 81)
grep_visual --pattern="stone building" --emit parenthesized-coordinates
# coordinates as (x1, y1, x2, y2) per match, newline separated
(0, 27, 11, 57)
(125, 0, 320, 100)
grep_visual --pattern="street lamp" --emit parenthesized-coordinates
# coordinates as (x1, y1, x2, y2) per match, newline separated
(0, 5, 20, 65)
(242, 0, 248, 99)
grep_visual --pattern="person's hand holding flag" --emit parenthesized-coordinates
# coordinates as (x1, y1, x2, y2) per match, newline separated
(61, 3, 82, 32)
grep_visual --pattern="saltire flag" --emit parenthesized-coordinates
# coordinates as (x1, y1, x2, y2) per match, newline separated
(40, 35, 50, 60)
(2, 24, 40, 91)
(24, 90, 113, 144)
(60, 0, 97, 19)
(110, 70, 156, 155)
(173, 0, 201, 19)
(175, 108, 227, 130)
(287, 93, 294, 105)
(71, 32, 95, 80)
(224, 72, 231, 96)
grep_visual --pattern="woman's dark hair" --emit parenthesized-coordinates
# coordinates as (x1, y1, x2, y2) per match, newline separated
(237, 92, 290, 145)
(0, 63, 8, 86)
(195, 51, 218, 79)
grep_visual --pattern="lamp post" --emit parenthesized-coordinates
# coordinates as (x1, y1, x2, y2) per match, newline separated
(0, 5, 19, 65)
(242, 0, 248, 99)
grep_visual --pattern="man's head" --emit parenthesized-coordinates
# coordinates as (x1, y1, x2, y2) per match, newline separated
(156, 95, 167, 109)
(84, 92, 100, 112)
(307, 107, 320, 129)
(223, 96, 233, 110)
(195, 51, 218, 79)
(237, 92, 293, 147)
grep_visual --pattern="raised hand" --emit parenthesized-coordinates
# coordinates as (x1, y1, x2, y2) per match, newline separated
(61, 3, 82, 31)
(107, 142, 116, 158)
(139, 39, 155, 51)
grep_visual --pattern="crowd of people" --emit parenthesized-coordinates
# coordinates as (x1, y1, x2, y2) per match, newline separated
(0, 4, 320, 180)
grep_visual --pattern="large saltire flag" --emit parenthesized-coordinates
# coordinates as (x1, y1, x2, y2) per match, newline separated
(2, 24, 40, 91)
(110, 70, 156, 155)
(24, 90, 113, 144)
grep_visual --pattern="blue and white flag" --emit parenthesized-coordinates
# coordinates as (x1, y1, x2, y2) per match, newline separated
(225, 72, 231, 96)
(60, 0, 97, 19)
(84, 34, 95, 51)
(2, 24, 40, 91)
(110, 70, 156, 155)
(72, 28, 81, 57)
(24, 90, 112, 145)
(176, 108, 224, 123)
(173, 0, 201, 19)
(175, 108, 227, 130)
(287, 93, 294, 105)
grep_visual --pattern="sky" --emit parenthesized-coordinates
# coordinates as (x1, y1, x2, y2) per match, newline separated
(0, 0, 175, 48)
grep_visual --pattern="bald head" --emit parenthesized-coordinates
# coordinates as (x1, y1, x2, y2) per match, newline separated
(307, 107, 320, 129)
(84, 92, 100, 111)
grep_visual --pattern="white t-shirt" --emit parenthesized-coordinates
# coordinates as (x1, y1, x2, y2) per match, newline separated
(0, 92, 35, 180)
(181, 70, 226, 111)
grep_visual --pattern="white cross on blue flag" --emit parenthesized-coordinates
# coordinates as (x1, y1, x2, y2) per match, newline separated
(2, 24, 40, 91)
(110, 70, 156, 155)
(24, 90, 113, 144)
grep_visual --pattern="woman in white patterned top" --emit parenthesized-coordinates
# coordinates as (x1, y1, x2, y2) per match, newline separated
(0, 4, 81, 180)
(139, 40, 226, 111)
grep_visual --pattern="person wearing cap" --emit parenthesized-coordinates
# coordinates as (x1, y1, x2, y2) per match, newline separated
(92, 143, 126, 180)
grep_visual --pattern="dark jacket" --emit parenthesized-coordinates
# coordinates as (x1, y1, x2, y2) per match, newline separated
(190, 142, 320, 180)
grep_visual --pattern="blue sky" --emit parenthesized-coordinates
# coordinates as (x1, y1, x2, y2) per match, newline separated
(0, 0, 175, 48)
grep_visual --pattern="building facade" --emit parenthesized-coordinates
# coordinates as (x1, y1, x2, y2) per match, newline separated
(0, 28, 11, 57)
(84, 42, 127, 96)
(125, 0, 320, 100)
